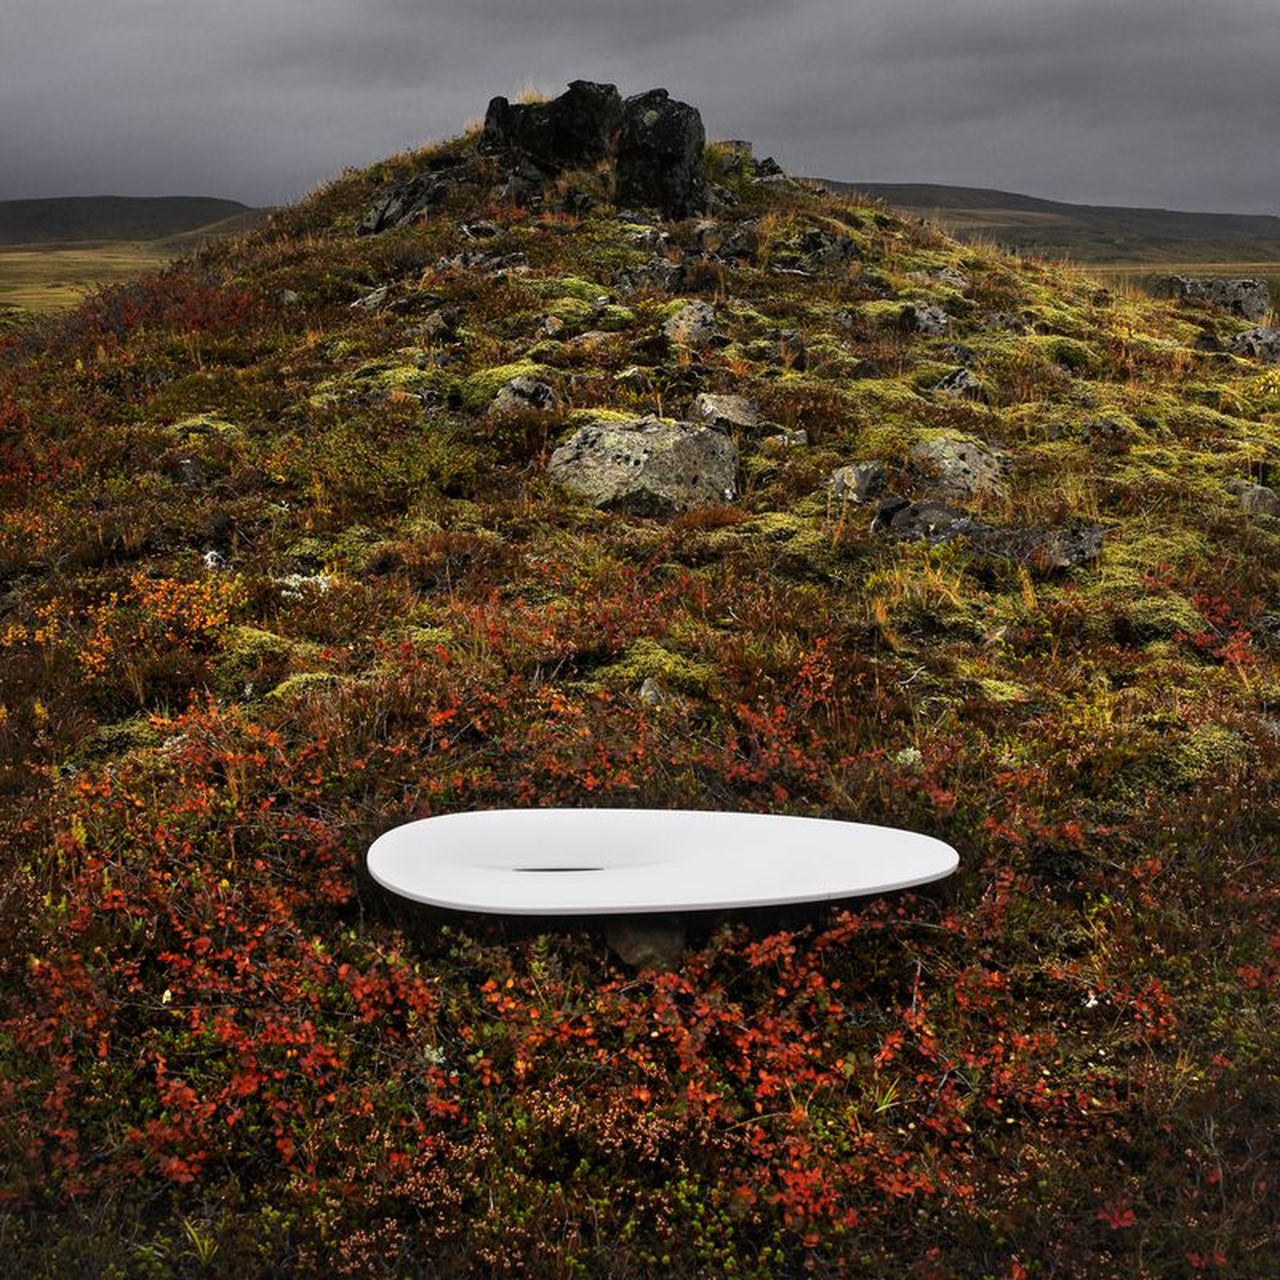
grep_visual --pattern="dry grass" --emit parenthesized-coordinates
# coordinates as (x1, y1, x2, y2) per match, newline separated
(0, 241, 176, 312)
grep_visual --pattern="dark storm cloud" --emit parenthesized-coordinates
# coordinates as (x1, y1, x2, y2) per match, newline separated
(2, 0, 1276, 212)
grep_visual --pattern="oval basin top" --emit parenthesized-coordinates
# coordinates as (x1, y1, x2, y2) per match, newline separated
(367, 809, 959, 916)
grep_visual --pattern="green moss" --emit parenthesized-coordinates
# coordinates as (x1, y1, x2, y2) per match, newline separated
(460, 361, 554, 409)
(1024, 334, 1101, 372)
(1115, 592, 1205, 641)
(544, 296, 593, 326)
(164, 413, 244, 442)
(265, 671, 344, 703)
(215, 626, 323, 696)
(593, 636, 716, 695)
(596, 304, 635, 332)
(541, 276, 610, 303)
(1133, 723, 1250, 793)
(74, 715, 166, 761)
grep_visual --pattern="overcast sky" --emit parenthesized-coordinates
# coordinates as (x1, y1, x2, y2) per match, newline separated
(3, 0, 1276, 213)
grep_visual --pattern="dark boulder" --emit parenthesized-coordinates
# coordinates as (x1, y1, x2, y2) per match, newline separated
(616, 89, 708, 220)
(480, 80, 623, 175)
(358, 153, 472, 236)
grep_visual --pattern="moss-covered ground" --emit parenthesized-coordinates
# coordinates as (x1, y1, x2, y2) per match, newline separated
(0, 133, 1277, 1277)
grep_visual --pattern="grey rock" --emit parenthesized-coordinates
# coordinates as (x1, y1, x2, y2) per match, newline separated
(548, 415, 738, 516)
(1082, 417, 1138, 451)
(480, 79, 623, 176)
(461, 219, 501, 240)
(664, 301, 720, 346)
(933, 367, 986, 400)
(715, 222, 759, 263)
(490, 375, 560, 415)
(912, 437, 1006, 500)
(202, 549, 228, 572)
(358, 155, 467, 235)
(887, 501, 982, 542)
(762, 429, 809, 451)
(1229, 326, 1280, 363)
(881, 501, 1106, 569)
(616, 254, 685, 293)
(614, 365, 653, 392)
(980, 310, 1028, 333)
(350, 285, 390, 312)
(419, 307, 460, 341)
(900, 303, 951, 336)
(638, 677, 666, 707)
(604, 915, 686, 971)
(627, 225, 671, 253)
(279, 288, 301, 306)
(795, 227, 860, 273)
(1155, 276, 1273, 323)
(1228, 479, 1280, 517)
(829, 461, 886, 504)
(616, 89, 708, 219)
(981, 524, 1106, 570)
(690, 392, 758, 434)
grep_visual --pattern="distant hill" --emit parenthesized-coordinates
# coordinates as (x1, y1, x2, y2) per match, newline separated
(0, 195, 266, 246)
(818, 180, 1280, 264)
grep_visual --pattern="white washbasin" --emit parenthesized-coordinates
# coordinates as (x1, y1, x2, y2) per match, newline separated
(367, 808, 958, 915)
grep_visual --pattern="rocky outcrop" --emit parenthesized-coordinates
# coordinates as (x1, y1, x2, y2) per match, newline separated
(616, 90, 707, 219)
(480, 80, 624, 176)
(548, 415, 737, 516)
(361, 81, 709, 232)
(1155, 276, 1273, 323)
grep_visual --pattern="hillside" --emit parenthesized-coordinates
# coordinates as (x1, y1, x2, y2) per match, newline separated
(0, 195, 264, 246)
(2, 83, 1278, 1277)
(822, 180, 1280, 264)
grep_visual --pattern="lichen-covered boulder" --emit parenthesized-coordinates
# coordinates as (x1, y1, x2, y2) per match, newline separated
(489, 375, 560, 415)
(912, 437, 1006, 499)
(933, 367, 986, 400)
(690, 392, 758, 434)
(616, 89, 707, 219)
(1229, 326, 1280, 363)
(900, 303, 952, 336)
(1228, 479, 1280, 517)
(663, 301, 720, 347)
(548, 415, 737, 516)
(1155, 276, 1273, 323)
(829, 461, 886, 504)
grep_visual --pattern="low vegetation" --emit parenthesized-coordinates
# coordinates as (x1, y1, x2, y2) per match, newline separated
(1, 120, 1277, 1277)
